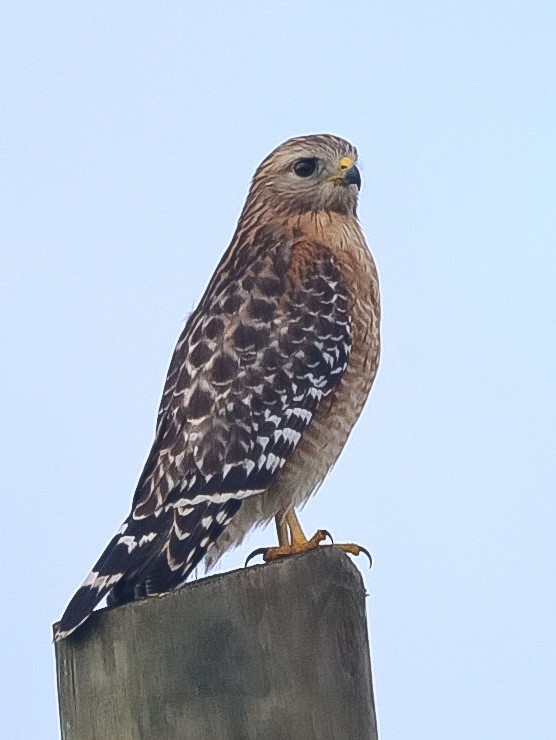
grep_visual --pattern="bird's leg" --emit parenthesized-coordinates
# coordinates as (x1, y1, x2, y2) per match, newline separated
(287, 509, 330, 550)
(275, 513, 290, 547)
(245, 509, 372, 567)
(285, 510, 372, 563)
(261, 510, 332, 562)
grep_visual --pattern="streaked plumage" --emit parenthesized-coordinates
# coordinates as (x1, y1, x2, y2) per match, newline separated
(56, 133, 380, 640)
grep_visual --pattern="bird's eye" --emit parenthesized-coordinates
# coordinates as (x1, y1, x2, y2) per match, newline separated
(293, 158, 318, 178)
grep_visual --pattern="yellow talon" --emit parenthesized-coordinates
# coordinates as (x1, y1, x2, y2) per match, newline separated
(244, 510, 372, 568)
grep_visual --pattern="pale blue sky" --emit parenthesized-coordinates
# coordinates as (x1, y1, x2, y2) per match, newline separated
(2, 2, 555, 738)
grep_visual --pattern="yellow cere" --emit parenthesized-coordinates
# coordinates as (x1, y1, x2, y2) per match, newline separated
(339, 156, 354, 170)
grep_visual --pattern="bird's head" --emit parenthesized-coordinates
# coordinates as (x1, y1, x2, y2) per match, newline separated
(247, 134, 361, 217)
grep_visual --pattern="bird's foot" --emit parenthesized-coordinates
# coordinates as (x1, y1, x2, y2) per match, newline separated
(245, 529, 330, 566)
(328, 542, 373, 567)
(245, 531, 372, 568)
(265, 528, 333, 561)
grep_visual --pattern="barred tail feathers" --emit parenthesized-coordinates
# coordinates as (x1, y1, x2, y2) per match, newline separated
(55, 499, 242, 640)
(54, 512, 164, 640)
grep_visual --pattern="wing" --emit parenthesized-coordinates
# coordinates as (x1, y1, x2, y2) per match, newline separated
(132, 232, 352, 518)
(55, 231, 352, 640)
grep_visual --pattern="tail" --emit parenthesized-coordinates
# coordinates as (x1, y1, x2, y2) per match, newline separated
(107, 498, 242, 605)
(55, 498, 242, 641)
(54, 512, 167, 641)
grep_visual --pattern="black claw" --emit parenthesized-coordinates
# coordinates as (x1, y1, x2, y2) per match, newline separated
(244, 547, 269, 568)
(321, 529, 334, 544)
(358, 545, 373, 569)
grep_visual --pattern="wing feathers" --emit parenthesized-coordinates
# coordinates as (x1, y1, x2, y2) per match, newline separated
(56, 235, 353, 640)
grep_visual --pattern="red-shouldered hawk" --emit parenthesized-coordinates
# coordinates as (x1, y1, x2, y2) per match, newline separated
(56, 134, 380, 640)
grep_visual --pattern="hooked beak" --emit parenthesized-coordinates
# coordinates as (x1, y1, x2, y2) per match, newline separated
(342, 164, 361, 190)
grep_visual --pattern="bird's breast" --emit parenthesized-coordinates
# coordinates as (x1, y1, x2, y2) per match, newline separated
(272, 215, 381, 510)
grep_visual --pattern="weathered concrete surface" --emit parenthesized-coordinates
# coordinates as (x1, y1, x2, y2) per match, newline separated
(55, 547, 378, 740)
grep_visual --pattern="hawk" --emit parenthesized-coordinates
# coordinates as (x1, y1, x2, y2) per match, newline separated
(56, 134, 380, 641)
